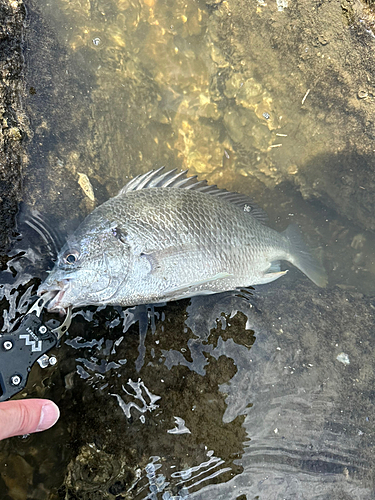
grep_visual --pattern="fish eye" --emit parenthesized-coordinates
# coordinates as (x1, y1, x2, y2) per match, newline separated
(63, 250, 80, 265)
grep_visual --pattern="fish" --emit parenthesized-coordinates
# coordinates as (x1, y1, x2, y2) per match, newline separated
(38, 168, 327, 312)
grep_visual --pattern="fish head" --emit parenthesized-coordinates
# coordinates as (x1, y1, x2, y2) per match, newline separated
(38, 221, 131, 312)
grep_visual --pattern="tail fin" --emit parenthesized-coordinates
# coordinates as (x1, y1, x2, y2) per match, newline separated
(282, 224, 327, 288)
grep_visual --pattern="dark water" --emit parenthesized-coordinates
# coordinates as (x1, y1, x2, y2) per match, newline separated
(0, 0, 375, 498)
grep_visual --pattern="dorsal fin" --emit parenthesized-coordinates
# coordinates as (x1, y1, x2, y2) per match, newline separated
(118, 167, 267, 223)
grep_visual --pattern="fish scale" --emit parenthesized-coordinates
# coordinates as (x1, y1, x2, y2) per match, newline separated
(38, 168, 327, 311)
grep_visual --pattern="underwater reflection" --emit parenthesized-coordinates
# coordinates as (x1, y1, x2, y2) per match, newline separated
(57, 293, 254, 498)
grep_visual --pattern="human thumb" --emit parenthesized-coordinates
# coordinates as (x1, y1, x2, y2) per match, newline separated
(0, 399, 60, 440)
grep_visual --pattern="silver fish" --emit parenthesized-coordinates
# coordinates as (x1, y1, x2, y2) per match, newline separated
(38, 168, 327, 312)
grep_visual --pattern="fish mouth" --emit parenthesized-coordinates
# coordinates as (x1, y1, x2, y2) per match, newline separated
(38, 279, 71, 313)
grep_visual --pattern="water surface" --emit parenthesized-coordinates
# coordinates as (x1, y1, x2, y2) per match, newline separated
(0, 0, 375, 498)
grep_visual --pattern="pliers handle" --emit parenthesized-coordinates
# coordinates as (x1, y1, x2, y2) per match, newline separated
(0, 293, 72, 402)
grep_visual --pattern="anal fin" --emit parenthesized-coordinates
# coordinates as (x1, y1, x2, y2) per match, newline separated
(261, 269, 288, 284)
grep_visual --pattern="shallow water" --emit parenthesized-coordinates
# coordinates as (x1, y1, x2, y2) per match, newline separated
(0, 0, 375, 498)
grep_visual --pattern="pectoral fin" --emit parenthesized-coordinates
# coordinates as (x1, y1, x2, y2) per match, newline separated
(140, 245, 195, 274)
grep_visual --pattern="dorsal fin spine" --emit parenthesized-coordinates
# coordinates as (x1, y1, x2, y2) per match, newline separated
(117, 167, 268, 223)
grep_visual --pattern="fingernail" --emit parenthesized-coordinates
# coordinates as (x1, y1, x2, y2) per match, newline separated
(36, 402, 60, 432)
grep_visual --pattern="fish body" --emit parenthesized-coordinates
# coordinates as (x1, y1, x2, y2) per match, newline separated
(38, 168, 327, 312)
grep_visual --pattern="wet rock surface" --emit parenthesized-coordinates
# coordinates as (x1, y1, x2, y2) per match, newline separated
(23, 0, 98, 233)
(0, 0, 27, 257)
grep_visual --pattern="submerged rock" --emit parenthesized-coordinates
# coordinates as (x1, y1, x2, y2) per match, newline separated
(205, 0, 375, 231)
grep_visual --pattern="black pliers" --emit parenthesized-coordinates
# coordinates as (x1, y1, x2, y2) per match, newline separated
(0, 293, 72, 401)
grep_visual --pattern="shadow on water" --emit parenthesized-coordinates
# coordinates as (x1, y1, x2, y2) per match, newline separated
(1, 0, 375, 497)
